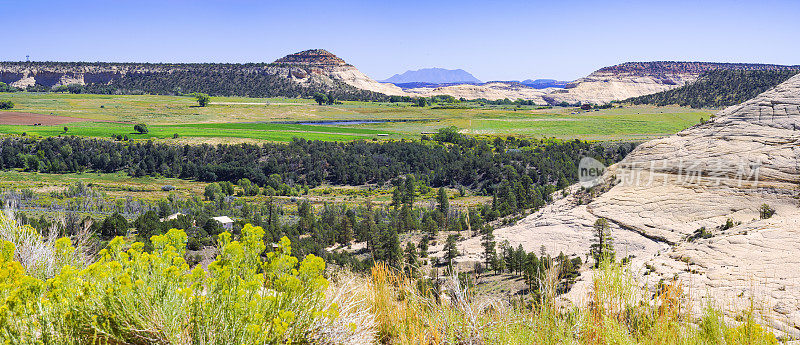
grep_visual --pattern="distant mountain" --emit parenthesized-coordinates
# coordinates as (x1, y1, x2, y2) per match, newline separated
(520, 79, 569, 89)
(382, 68, 482, 84)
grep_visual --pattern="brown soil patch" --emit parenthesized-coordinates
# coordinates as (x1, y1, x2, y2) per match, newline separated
(0, 111, 93, 125)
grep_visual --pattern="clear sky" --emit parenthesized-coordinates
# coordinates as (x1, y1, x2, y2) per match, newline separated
(2, 0, 798, 81)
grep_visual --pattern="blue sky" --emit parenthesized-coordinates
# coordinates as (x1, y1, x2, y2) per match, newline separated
(2, 0, 798, 81)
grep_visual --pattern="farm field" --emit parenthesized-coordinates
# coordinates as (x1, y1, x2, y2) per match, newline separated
(0, 92, 715, 142)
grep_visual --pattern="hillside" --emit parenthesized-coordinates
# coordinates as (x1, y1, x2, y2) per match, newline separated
(382, 68, 482, 84)
(458, 73, 800, 336)
(402, 61, 800, 104)
(520, 79, 568, 89)
(546, 61, 800, 105)
(0, 49, 401, 101)
(625, 69, 799, 108)
(3, 56, 798, 105)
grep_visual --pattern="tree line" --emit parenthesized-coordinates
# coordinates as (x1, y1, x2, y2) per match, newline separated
(0, 133, 630, 200)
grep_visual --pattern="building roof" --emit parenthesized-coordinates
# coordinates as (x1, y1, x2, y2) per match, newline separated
(212, 216, 234, 224)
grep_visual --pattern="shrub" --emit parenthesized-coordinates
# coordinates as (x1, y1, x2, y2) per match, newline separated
(0, 224, 332, 344)
(759, 204, 775, 219)
(0, 100, 14, 109)
(193, 92, 211, 107)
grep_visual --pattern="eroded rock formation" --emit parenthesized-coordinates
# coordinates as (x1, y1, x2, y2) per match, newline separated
(457, 74, 800, 336)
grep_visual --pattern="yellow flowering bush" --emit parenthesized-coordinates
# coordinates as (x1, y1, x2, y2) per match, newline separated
(0, 223, 332, 344)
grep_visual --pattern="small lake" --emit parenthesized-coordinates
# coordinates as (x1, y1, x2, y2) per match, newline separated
(297, 120, 387, 126)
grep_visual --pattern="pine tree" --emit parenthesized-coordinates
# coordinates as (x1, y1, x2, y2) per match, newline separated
(444, 234, 459, 267)
(381, 227, 402, 267)
(419, 235, 429, 258)
(481, 225, 496, 272)
(437, 187, 449, 215)
(590, 218, 615, 267)
(404, 242, 419, 276)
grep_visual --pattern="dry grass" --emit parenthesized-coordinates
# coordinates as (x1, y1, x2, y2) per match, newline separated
(355, 261, 783, 344)
(0, 210, 92, 279)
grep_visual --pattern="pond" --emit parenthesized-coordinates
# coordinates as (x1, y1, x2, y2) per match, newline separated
(297, 120, 388, 126)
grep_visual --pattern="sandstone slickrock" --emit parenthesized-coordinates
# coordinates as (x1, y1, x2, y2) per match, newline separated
(456, 73, 800, 336)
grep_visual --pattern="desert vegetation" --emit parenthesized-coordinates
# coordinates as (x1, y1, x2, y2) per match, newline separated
(0, 213, 782, 344)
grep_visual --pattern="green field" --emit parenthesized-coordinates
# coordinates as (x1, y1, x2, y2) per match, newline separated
(0, 122, 396, 142)
(0, 92, 715, 142)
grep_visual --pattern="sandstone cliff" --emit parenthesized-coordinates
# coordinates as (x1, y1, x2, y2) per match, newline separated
(0, 49, 404, 99)
(3, 56, 798, 105)
(271, 49, 406, 96)
(402, 62, 800, 104)
(458, 74, 800, 336)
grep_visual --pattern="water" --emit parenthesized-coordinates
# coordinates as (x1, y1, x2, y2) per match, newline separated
(297, 120, 387, 126)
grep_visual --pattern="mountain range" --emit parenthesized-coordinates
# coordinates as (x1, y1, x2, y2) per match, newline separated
(381, 68, 481, 84)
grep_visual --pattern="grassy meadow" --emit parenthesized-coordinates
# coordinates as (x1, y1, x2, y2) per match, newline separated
(0, 92, 714, 142)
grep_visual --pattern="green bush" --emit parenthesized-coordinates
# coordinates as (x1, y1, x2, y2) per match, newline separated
(193, 92, 211, 107)
(0, 100, 14, 109)
(133, 123, 149, 134)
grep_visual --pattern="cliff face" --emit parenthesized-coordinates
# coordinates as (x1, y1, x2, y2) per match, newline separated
(0, 49, 406, 97)
(404, 82, 550, 104)
(0, 63, 128, 88)
(400, 61, 800, 104)
(3, 57, 798, 104)
(457, 74, 800, 336)
(547, 61, 800, 104)
(274, 49, 406, 96)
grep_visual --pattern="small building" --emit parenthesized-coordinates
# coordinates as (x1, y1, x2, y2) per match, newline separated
(161, 212, 184, 222)
(212, 216, 234, 230)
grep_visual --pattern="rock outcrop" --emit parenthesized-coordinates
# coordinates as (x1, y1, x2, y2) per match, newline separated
(272, 49, 406, 96)
(3, 56, 798, 105)
(404, 82, 550, 104)
(0, 49, 406, 98)
(457, 74, 800, 336)
(401, 62, 800, 104)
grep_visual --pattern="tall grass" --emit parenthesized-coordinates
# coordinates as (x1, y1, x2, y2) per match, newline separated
(365, 261, 782, 344)
(0, 210, 90, 279)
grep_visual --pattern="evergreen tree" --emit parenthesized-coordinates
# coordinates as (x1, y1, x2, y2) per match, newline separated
(444, 234, 459, 267)
(404, 242, 419, 276)
(380, 227, 402, 267)
(481, 225, 496, 272)
(590, 218, 615, 267)
(419, 235, 429, 258)
(437, 187, 449, 216)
